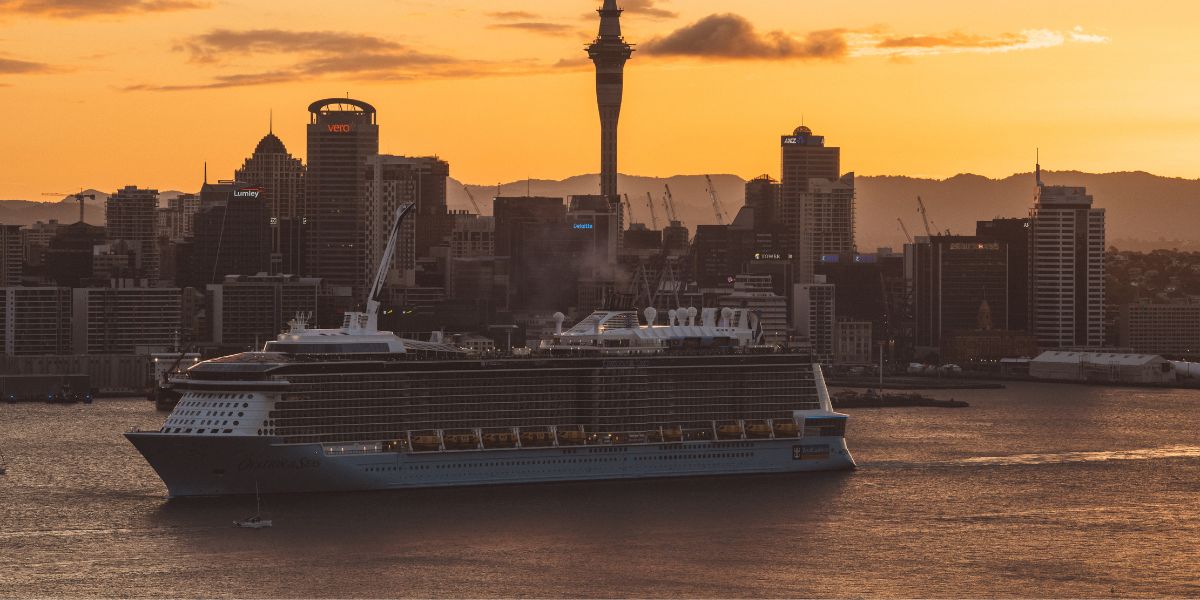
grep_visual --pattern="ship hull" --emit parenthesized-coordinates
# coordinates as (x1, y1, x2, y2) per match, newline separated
(126, 432, 855, 497)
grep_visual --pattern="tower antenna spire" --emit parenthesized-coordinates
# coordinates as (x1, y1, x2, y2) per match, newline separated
(269, 109, 273, 134)
(1036, 148, 1042, 188)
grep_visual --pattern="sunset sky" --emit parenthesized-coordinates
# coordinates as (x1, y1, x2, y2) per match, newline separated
(1, 0, 1197, 199)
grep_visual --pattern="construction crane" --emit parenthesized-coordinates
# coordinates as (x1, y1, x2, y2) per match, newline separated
(462, 186, 482, 215)
(896, 218, 914, 244)
(622, 193, 636, 227)
(645, 192, 659, 230)
(704, 175, 729, 225)
(662, 184, 680, 223)
(42, 190, 94, 224)
(916, 196, 935, 238)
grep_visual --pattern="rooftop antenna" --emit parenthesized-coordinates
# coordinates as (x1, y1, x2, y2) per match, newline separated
(203, 161, 208, 185)
(268, 109, 273, 134)
(1035, 148, 1043, 188)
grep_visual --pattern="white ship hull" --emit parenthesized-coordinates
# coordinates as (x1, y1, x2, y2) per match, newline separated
(127, 432, 855, 497)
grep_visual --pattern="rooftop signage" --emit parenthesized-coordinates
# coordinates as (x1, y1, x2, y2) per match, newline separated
(327, 124, 352, 133)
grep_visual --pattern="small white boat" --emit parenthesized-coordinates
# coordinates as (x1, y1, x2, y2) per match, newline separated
(233, 483, 271, 528)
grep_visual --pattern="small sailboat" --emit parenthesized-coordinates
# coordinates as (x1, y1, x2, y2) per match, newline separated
(233, 483, 272, 528)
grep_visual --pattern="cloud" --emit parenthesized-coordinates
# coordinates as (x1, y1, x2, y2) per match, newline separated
(0, 55, 56, 74)
(128, 27, 546, 91)
(642, 14, 847, 60)
(178, 29, 408, 63)
(487, 10, 538, 20)
(620, 0, 677, 19)
(490, 22, 577, 36)
(849, 27, 1109, 57)
(639, 14, 1109, 62)
(0, 0, 208, 18)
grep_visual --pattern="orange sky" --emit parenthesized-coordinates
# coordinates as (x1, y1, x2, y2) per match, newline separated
(1, 0, 1198, 199)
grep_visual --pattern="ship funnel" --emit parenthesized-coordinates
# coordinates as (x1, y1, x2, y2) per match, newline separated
(687, 307, 698, 326)
(644, 307, 657, 327)
(720, 307, 734, 328)
(667, 309, 677, 326)
(553, 312, 566, 335)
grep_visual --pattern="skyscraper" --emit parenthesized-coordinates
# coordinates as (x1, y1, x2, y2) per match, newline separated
(587, 0, 633, 198)
(779, 126, 854, 283)
(305, 98, 379, 297)
(106, 186, 160, 282)
(177, 181, 271, 289)
(1029, 164, 1105, 348)
(235, 127, 306, 275)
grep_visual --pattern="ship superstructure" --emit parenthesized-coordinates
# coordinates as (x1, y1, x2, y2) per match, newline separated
(126, 205, 855, 497)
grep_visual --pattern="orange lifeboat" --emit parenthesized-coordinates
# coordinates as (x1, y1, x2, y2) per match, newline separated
(557, 430, 586, 445)
(772, 421, 799, 437)
(661, 426, 683, 442)
(443, 432, 478, 450)
(717, 424, 744, 439)
(411, 435, 440, 451)
(520, 431, 555, 447)
(745, 421, 772, 438)
(482, 432, 518, 448)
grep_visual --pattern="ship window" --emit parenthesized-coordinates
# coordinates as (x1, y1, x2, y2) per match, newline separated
(223, 429, 232, 434)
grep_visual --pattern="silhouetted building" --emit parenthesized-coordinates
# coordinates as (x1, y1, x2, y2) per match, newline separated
(1030, 165, 1105, 348)
(494, 197, 567, 309)
(907, 236, 1009, 351)
(179, 182, 271, 289)
(588, 0, 633, 198)
(661, 220, 689, 254)
(1119, 303, 1200, 357)
(977, 217, 1030, 332)
(779, 126, 853, 282)
(71, 286, 181, 354)
(0, 224, 21, 286)
(106, 186, 160, 282)
(208, 274, 320, 349)
(305, 98, 379, 297)
(0, 287, 72, 355)
(815, 254, 890, 343)
(744, 175, 780, 228)
(795, 277, 836, 361)
(45, 223, 106, 287)
(364, 155, 450, 289)
(835, 320, 873, 365)
(236, 129, 306, 275)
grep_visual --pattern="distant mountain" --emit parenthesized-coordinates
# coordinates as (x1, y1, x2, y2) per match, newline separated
(4, 172, 1196, 251)
(451, 171, 1200, 251)
(0, 190, 189, 227)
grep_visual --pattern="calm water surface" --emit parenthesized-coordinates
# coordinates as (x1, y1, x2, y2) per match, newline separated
(2, 382, 1199, 598)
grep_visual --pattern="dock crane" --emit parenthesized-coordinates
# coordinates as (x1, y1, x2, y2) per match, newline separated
(462, 186, 483, 215)
(704, 175, 729, 225)
(645, 192, 660, 230)
(622, 193, 636, 227)
(663, 184, 680, 223)
(43, 190, 95, 224)
(897, 218, 914, 244)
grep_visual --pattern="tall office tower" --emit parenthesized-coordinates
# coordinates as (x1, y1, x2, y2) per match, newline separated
(236, 128, 306, 275)
(587, 0, 633, 198)
(1029, 164, 1105, 348)
(46, 223, 106, 287)
(977, 217, 1030, 332)
(0, 224, 22, 286)
(207, 274, 320, 349)
(779, 126, 853, 283)
(906, 236, 1010, 350)
(106, 186, 160, 282)
(364, 155, 450, 289)
(493, 197, 571, 311)
(305, 98, 379, 297)
(178, 182, 271, 290)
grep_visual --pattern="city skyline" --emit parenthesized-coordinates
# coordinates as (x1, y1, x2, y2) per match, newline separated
(2, 0, 1198, 200)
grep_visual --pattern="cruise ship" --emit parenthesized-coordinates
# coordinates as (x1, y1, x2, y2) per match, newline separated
(126, 205, 855, 497)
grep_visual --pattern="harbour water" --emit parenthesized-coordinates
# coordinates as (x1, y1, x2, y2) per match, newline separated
(2, 381, 1199, 598)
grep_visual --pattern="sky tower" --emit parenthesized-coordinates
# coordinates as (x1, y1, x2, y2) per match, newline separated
(587, 0, 633, 198)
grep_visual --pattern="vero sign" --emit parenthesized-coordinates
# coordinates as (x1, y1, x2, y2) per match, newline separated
(327, 124, 352, 133)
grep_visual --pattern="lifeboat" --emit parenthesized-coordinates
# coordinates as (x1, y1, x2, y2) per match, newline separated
(662, 426, 683, 442)
(557, 430, 586, 445)
(716, 424, 744, 439)
(482, 432, 517, 448)
(520, 431, 555, 447)
(411, 435, 441, 451)
(772, 421, 799, 437)
(745, 421, 772, 438)
(443, 433, 479, 449)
